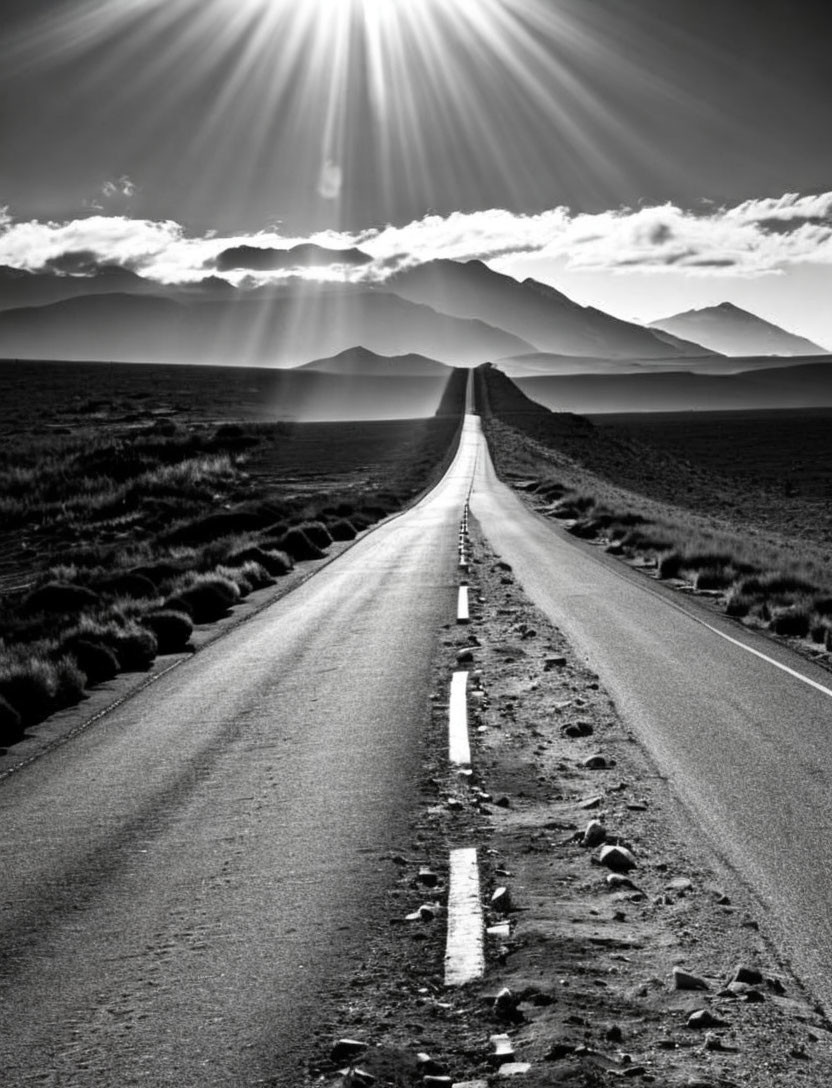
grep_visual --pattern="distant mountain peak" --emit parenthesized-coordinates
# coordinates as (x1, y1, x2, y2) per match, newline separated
(299, 344, 451, 377)
(650, 302, 827, 356)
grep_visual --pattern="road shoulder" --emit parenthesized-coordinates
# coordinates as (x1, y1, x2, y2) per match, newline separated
(299, 517, 832, 1087)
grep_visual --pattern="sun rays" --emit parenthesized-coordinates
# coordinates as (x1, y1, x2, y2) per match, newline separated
(2, 0, 696, 232)
(0, 0, 738, 364)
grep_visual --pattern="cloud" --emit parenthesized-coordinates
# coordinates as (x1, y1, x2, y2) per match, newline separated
(347, 197, 832, 277)
(214, 242, 372, 272)
(101, 175, 136, 200)
(724, 191, 832, 226)
(0, 215, 187, 273)
(43, 249, 124, 275)
(0, 190, 831, 289)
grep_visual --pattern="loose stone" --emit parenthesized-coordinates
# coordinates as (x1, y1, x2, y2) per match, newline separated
(544, 655, 567, 670)
(416, 1053, 446, 1075)
(330, 1039, 368, 1062)
(582, 820, 606, 848)
(563, 721, 594, 738)
(405, 904, 437, 922)
(732, 964, 764, 986)
(599, 845, 637, 872)
(494, 987, 522, 1022)
(491, 886, 513, 913)
(583, 753, 610, 769)
(674, 967, 709, 991)
(489, 1033, 516, 1065)
(687, 1009, 729, 1029)
(666, 877, 693, 893)
(606, 873, 639, 890)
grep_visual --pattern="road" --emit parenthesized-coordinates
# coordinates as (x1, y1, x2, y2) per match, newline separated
(0, 416, 477, 1087)
(5, 406, 832, 1086)
(470, 425, 832, 1011)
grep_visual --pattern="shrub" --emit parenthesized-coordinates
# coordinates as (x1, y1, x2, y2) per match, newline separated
(771, 608, 811, 638)
(162, 510, 265, 547)
(347, 512, 373, 531)
(61, 636, 120, 684)
(327, 518, 358, 542)
(810, 618, 830, 644)
(0, 657, 57, 725)
(233, 560, 274, 590)
(566, 518, 602, 540)
(297, 520, 332, 549)
(111, 624, 158, 670)
(553, 493, 596, 519)
(131, 560, 190, 591)
(96, 572, 159, 600)
(356, 505, 389, 521)
(694, 566, 735, 591)
(262, 520, 289, 542)
(225, 546, 292, 576)
(53, 655, 87, 708)
(140, 610, 193, 653)
(827, 626, 832, 652)
(739, 573, 819, 601)
(812, 596, 832, 617)
(0, 695, 23, 747)
(24, 581, 101, 615)
(216, 565, 252, 597)
(166, 575, 240, 624)
(260, 549, 292, 575)
(535, 482, 567, 501)
(725, 591, 755, 618)
(276, 527, 326, 562)
(658, 551, 684, 580)
(620, 527, 674, 552)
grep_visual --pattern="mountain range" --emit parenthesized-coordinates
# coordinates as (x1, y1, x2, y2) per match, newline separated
(0, 285, 533, 368)
(0, 256, 712, 368)
(1, 255, 827, 419)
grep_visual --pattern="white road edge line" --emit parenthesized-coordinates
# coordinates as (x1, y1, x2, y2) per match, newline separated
(525, 491, 832, 703)
(449, 671, 471, 766)
(444, 846, 485, 986)
(681, 609, 832, 700)
(457, 585, 470, 624)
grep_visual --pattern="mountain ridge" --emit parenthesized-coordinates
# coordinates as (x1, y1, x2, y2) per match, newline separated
(389, 258, 713, 359)
(649, 302, 827, 356)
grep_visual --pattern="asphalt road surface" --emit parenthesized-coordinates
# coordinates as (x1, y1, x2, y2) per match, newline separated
(6, 408, 832, 1086)
(0, 418, 478, 1087)
(470, 425, 832, 1012)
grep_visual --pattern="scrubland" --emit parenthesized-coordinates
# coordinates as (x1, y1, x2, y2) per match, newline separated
(0, 360, 466, 747)
(476, 364, 832, 659)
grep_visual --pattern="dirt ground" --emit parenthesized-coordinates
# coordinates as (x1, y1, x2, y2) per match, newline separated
(300, 517, 832, 1087)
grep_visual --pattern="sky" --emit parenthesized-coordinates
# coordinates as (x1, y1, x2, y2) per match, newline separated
(1, 0, 831, 347)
